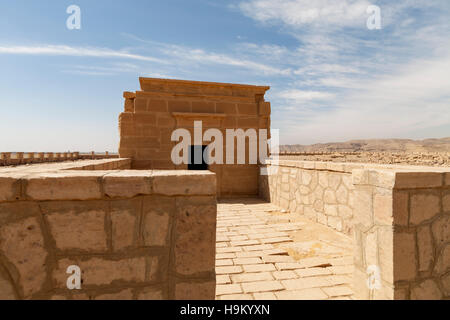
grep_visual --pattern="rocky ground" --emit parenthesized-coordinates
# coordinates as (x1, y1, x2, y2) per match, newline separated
(276, 152, 450, 167)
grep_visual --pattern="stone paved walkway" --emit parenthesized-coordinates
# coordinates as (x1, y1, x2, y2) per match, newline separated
(216, 198, 354, 300)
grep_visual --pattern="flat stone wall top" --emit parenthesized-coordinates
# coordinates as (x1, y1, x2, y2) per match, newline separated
(0, 158, 131, 174)
(139, 77, 270, 100)
(265, 160, 450, 188)
(0, 159, 217, 201)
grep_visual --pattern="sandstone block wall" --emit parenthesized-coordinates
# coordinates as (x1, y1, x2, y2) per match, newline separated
(260, 159, 450, 300)
(0, 160, 217, 300)
(353, 169, 450, 300)
(260, 160, 355, 236)
(119, 78, 271, 197)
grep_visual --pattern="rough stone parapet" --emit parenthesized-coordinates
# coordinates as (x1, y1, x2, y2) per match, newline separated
(0, 159, 217, 300)
(0, 152, 120, 167)
(261, 159, 450, 300)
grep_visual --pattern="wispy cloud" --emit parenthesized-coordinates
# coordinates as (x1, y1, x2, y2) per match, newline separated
(278, 89, 334, 102)
(239, 0, 371, 28)
(0, 45, 166, 63)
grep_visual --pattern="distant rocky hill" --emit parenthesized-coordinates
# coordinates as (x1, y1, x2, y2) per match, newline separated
(280, 137, 450, 153)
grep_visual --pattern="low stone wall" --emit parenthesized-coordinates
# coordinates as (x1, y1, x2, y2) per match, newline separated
(0, 160, 217, 300)
(0, 152, 119, 167)
(259, 160, 356, 236)
(353, 169, 449, 300)
(260, 159, 450, 300)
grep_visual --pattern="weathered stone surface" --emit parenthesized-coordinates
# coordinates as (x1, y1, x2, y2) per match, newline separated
(336, 185, 348, 204)
(0, 217, 47, 297)
(175, 281, 215, 300)
(0, 176, 20, 202)
(54, 257, 146, 287)
(443, 192, 450, 213)
(374, 193, 393, 225)
(142, 197, 173, 247)
(0, 272, 16, 300)
(26, 173, 103, 200)
(377, 226, 393, 284)
(174, 197, 216, 275)
(365, 231, 378, 267)
(43, 201, 108, 251)
(353, 187, 373, 229)
(103, 171, 152, 198)
(137, 287, 164, 300)
(152, 171, 216, 195)
(394, 232, 416, 281)
(411, 279, 443, 300)
(417, 226, 434, 272)
(434, 244, 450, 275)
(95, 289, 134, 300)
(393, 191, 409, 226)
(441, 273, 450, 296)
(410, 193, 440, 225)
(395, 172, 443, 189)
(432, 215, 449, 246)
(110, 199, 140, 250)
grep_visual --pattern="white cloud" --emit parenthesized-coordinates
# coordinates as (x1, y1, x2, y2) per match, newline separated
(0, 45, 165, 63)
(239, 0, 371, 28)
(278, 89, 334, 102)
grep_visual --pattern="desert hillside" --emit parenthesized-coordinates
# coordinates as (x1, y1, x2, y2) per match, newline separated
(281, 137, 450, 153)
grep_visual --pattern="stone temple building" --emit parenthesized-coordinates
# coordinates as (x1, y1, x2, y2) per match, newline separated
(119, 77, 271, 197)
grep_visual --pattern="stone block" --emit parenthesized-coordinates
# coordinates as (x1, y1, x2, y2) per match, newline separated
(364, 230, 378, 266)
(152, 171, 216, 196)
(26, 173, 103, 201)
(42, 201, 108, 252)
(0, 217, 47, 298)
(216, 102, 237, 114)
(168, 100, 191, 112)
(433, 244, 449, 275)
(444, 192, 450, 213)
(410, 193, 440, 225)
(241, 280, 283, 293)
(192, 101, 215, 113)
(0, 176, 22, 202)
(54, 257, 146, 287)
(352, 170, 369, 185)
(377, 226, 393, 284)
(259, 102, 270, 116)
(175, 281, 215, 300)
(411, 279, 443, 300)
(431, 215, 449, 246)
(142, 196, 174, 247)
(395, 172, 443, 189)
(103, 171, 152, 198)
(237, 103, 257, 115)
(147, 99, 167, 112)
(174, 197, 216, 275)
(353, 186, 373, 230)
(393, 191, 409, 226)
(110, 199, 140, 251)
(417, 225, 434, 272)
(374, 193, 393, 225)
(137, 287, 164, 300)
(394, 232, 416, 281)
(0, 273, 16, 300)
(134, 98, 148, 113)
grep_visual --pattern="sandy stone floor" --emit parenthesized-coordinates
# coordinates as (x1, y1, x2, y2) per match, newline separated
(215, 198, 354, 300)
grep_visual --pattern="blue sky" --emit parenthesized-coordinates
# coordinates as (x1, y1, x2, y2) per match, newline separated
(0, 0, 449, 151)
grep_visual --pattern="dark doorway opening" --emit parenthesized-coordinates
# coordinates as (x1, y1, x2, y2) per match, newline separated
(188, 145, 209, 170)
